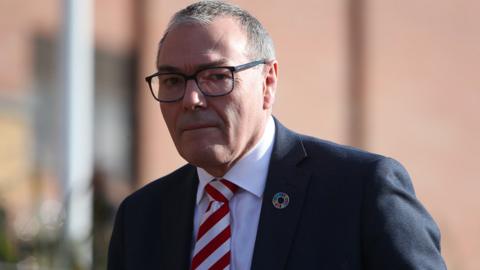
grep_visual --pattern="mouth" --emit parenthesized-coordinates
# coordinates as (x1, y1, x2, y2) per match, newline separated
(181, 123, 217, 132)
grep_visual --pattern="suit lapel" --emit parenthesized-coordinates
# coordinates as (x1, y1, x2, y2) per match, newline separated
(158, 165, 198, 270)
(251, 120, 312, 270)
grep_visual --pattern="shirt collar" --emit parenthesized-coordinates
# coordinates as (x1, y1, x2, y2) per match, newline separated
(196, 116, 276, 204)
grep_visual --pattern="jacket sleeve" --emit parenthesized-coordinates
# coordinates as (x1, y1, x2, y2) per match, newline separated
(361, 157, 446, 269)
(107, 200, 126, 270)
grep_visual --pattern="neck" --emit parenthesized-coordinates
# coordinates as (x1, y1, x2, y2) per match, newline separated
(203, 115, 271, 177)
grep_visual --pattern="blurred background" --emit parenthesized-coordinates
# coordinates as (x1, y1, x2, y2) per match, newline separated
(0, 0, 479, 269)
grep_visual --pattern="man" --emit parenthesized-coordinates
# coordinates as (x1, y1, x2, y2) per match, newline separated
(108, 1, 446, 269)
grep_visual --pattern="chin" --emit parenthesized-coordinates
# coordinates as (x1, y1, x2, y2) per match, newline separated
(179, 144, 231, 171)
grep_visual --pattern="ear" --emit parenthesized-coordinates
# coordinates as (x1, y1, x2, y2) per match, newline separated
(262, 60, 278, 110)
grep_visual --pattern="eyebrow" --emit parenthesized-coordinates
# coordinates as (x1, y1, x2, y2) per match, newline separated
(157, 59, 231, 73)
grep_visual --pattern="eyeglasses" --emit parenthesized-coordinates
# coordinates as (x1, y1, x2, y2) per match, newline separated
(145, 59, 266, 102)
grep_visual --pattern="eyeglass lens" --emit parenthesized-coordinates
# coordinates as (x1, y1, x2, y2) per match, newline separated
(150, 67, 234, 101)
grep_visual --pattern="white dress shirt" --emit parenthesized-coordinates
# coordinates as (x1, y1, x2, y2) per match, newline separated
(194, 116, 276, 270)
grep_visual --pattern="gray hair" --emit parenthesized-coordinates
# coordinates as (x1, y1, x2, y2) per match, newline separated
(158, 0, 275, 63)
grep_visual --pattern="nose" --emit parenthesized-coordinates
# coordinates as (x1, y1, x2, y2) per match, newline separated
(182, 79, 206, 110)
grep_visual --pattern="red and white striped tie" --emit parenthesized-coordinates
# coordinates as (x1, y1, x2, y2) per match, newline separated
(191, 179, 238, 270)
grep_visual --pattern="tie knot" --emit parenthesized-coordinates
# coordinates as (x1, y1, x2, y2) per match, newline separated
(205, 179, 238, 202)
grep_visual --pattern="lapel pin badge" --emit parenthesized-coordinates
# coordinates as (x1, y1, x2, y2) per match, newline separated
(272, 192, 290, 209)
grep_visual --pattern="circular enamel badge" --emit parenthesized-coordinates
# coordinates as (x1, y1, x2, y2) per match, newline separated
(272, 192, 290, 209)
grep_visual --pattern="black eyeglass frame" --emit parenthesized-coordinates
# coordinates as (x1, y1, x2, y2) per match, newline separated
(145, 59, 267, 103)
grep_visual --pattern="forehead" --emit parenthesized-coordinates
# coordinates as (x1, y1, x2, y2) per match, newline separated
(157, 17, 249, 71)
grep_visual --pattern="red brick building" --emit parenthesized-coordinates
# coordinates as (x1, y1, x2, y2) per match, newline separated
(1, 0, 479, 269)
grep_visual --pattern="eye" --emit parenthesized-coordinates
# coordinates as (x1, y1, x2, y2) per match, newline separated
(208, 73, 229, 81)
(202, 68, 232, 82)
(160, 75, 183, 87)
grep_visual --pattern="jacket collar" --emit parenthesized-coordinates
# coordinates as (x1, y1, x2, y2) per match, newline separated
(251, 118, 312, 270)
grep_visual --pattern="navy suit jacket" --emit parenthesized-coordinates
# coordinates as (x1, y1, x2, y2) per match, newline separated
(108, 120, 446, 269)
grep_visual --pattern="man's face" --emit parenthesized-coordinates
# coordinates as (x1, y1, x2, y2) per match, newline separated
(157, 16, 277, 177)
